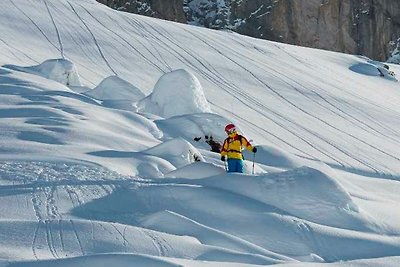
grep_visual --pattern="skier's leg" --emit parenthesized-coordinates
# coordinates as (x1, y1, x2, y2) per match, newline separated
(227, 159, 235, 172)
(237, 159, 244, 173)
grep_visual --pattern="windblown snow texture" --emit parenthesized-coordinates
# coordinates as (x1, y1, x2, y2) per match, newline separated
(0, 0, 399, 266)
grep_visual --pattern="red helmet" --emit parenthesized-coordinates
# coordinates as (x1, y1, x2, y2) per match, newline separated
(224, 123, 236, 134)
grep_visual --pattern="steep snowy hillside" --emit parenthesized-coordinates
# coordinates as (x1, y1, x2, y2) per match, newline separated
(0, 0, 399, 266)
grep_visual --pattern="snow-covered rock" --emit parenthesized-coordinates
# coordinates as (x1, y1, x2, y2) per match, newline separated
(85, 75, 145, 101)
(1, 0, 400, 266)
(199, 166, 364, 230)
(137, 69, 211, 118)
(84, 75, 145, 111)
(155, 113, 230, 146)
(349, 61, 397, 81)
(164, 161, 225, 179)
(144, 137, 204, 168)
(4, 58, 81, 86)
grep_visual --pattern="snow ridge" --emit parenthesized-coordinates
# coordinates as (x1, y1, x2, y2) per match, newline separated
(0, 0, 399, 266)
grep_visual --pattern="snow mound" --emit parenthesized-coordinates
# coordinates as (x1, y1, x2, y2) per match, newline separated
(0, 161, 130, 186)
(155, 113, 230, 149)
(242, 144, 305, 170)
(199, 166, 365, 230)
(165, 161, 225, 179)
(349, 61, 397, 81)
(4, 58, 81, 86)
(137, 69, 211, 118)
(85, 75, 145, 101)
(144, 137, 204, 168)
(9, 254, 181, 267)
(84, 75, 145, 111)
(141, 210, 293, 264)
(0, 219, 202, 264)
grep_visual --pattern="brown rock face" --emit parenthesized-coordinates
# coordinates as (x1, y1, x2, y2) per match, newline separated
(232, 0, 400, 61)
(97, 0, 186, 23)
(151, 0, 186, 22)
(97, 0, 400, 61)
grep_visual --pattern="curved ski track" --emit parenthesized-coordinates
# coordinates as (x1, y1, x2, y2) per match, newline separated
(178, 27, 400, 174)
(4, 0, 400, 176)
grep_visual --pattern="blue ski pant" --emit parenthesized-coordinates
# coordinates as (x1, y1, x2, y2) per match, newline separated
(227, 158, 244, 173)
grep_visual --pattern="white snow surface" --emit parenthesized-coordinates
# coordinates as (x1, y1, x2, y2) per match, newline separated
(138, 69, 212, 118)
(4, 58, 82, 86)
(0, 0, 399, 267)
(84, 75, 145, 111)
(85, 75, 145, 101)
(349, 59, 397, 81)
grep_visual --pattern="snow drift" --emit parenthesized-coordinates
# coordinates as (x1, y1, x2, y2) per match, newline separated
(84, 75, 145, 111)
(137, 69, 211, 118)
(3, 59, 81, 86)
(350, 60, 397, 81)
(0, 0, 400, 266)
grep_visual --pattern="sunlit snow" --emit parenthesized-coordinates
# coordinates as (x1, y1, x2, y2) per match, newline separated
(137, 69, 212, 118)
(4, 58, 82, 86)
(0, 0, 399, 266)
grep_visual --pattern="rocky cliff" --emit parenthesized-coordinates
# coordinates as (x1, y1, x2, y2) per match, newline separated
(96, 0, 186, 22)
(97, 0, 400, 61)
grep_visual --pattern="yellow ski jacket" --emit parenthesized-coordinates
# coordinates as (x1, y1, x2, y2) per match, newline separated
(220, 132, 253, 160)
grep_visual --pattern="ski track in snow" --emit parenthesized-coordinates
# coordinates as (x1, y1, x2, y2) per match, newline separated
(9, 0, 61, 54)
(42, 0, 64, 58)
(32, 222, 41, 260)
(125, 16, 173, 71)
(72, 4, 132, 74)
(231, 32, 399, 136)
(45, 220, 59, 259)
(257, 58, 400, 144)
(1, 1, 400, 266)
(67, 1, 117, 75)
(182, 29, 350, 167)
(143, 229, 171, 257)
(93, 7, 167, 74)
(12, 0, 397, 175)
(296, 221, 328, 261)
(1, 164, 400, 264)
(70, 219, 85, 256)
(106, 11, 168, 73)
(140, 22, 332, 165)
(58, 1, 111, 81)
(215, 103, 316, 159)
(184, 29, 400, 174)
(59, 219, 66, 255)
(0, 36, 38, 63)
(7, 0, 103, 85)
(285, 52, 400, 138)
(46, 0, 111, 78)
(110, 223, 129, 252)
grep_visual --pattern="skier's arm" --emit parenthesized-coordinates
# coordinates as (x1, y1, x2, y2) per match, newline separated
(241, 136, 254, 152)
(220, 139, 228, 157)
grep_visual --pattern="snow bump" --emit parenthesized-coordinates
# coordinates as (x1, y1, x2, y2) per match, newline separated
(4, 58, 82, 86)
(137, 69, 211, 118)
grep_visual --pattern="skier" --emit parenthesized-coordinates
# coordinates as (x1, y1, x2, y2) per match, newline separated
(220, 123, 257, 173)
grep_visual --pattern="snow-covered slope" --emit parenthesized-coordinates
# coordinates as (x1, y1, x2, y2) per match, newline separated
(0, 0, 400, 266)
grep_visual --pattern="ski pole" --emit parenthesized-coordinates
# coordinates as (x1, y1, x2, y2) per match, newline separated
(224, 159, 228, 172)
(252, 152, 256, 175)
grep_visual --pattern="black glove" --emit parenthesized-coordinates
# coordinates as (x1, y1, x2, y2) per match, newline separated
(252, 147, 257, 153)
(220, 155, 226, 161)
